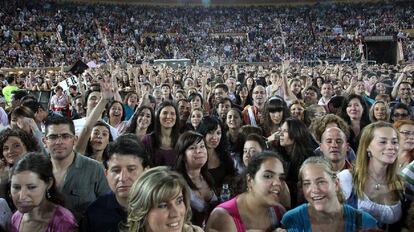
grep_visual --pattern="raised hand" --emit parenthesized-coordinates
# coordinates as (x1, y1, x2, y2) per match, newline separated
(281, 59, 291, 74)
(100, 77, 114, 100)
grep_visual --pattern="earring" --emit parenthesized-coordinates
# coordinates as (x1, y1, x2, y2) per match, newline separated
(46, 190, 51, 199)
(367, 151, 372, 157)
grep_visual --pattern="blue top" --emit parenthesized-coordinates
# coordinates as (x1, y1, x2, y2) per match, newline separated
(281, 204, 378, 232)
(124, 104, 135, 121)
(80, 192, 127, 232)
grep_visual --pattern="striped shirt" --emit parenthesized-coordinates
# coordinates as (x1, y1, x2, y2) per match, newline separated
(401, 160, 414, 201)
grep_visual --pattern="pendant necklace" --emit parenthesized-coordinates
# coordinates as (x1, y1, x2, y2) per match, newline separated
(368, 173, 385, 191)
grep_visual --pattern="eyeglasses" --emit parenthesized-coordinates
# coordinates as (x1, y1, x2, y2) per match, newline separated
(46, 133, 74, 141)
(399, 130, 414, 137)
(393, 113, 409, 118)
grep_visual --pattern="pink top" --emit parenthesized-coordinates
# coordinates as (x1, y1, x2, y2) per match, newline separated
(50, 94, 69, 108)
(217, 196, 283, 232)
(9, 205, 78, 232)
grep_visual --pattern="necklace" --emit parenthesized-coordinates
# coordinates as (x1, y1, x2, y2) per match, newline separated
(368, 173, 386, 191)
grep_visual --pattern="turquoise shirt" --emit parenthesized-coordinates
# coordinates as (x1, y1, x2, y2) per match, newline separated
(282, 203, 378, 232)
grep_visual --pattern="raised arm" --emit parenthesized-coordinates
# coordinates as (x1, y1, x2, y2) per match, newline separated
(281, 60, 297, 102)
(74, 78, 113, 154)
(391, 65, 412, 99)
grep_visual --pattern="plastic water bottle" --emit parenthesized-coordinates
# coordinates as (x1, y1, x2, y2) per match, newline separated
(220, 183, 231, 202)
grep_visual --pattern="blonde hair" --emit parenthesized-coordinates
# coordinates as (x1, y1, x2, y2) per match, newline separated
(121, 166, 192, 232)
(369, 100, 390, 122)
(353, 121, 404, 199)
(299, 156, 344, 203)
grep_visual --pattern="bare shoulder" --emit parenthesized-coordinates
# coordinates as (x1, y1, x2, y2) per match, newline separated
(205, 207, 237, 232)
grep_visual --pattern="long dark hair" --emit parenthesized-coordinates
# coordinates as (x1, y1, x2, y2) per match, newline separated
(262, 97, 290, 136)
(11, 152, 64, 206)
(124, 106, 155, 134)
(340, 94, 370, 127)
(174, 131, 215, 190)
(244, 151, 285, 192)
(196, 116, 236, 175)
(86, 121, 114, 158)
(106, 100, 126, 122)
(151, 101, 180, 148)
(235, 84, 252, 107)
(278, 118, 317, 178)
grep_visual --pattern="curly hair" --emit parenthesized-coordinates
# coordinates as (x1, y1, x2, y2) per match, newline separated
(0, 128, 40, 164)
(309, 114, 350, 143)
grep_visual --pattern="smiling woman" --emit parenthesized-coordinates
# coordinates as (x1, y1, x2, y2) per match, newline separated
(121, 166, 202, 232)
(124, 106, 155, 141)
(0, 128, 39, 200)
(339, 94, 370, 151)
(174, 131, 218, 227)
(106, 100, 128, 134)
(206, 151, 286, 232)
(196, 116, 236, 193)
(142, 101, 180, 167)
(337, 121, 405, 229)
(282, 156, 378, 232)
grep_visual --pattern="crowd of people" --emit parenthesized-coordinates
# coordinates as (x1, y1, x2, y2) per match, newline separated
(0, 0, 414, 68)
(0, 55, 413, 231)
(1, 0, 414, 232)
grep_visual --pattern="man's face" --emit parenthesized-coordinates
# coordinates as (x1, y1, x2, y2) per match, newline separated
(333, 85, 343, 96)
(392, 108, 410, 121)
(252, 86, 266, 106)
(178, 100, 190, 120)
(304, 89, 318, 105)
(43, 124, 77, 161)
(86, 91, 101, 114)
(321, 83, 333, 98)
(320, 128, 348, 164)
(105, 154, 147, 201)
(217, 100, 232, 120)
(398, 83, 412, 100)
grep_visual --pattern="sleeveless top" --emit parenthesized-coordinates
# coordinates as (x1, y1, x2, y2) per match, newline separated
(217, 196, 283, 232)
(338, 169, 402, 225)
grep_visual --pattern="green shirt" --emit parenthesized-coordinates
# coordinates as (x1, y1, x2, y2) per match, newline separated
(2, 85, 18, 104)
(58, 152, 110, 220)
